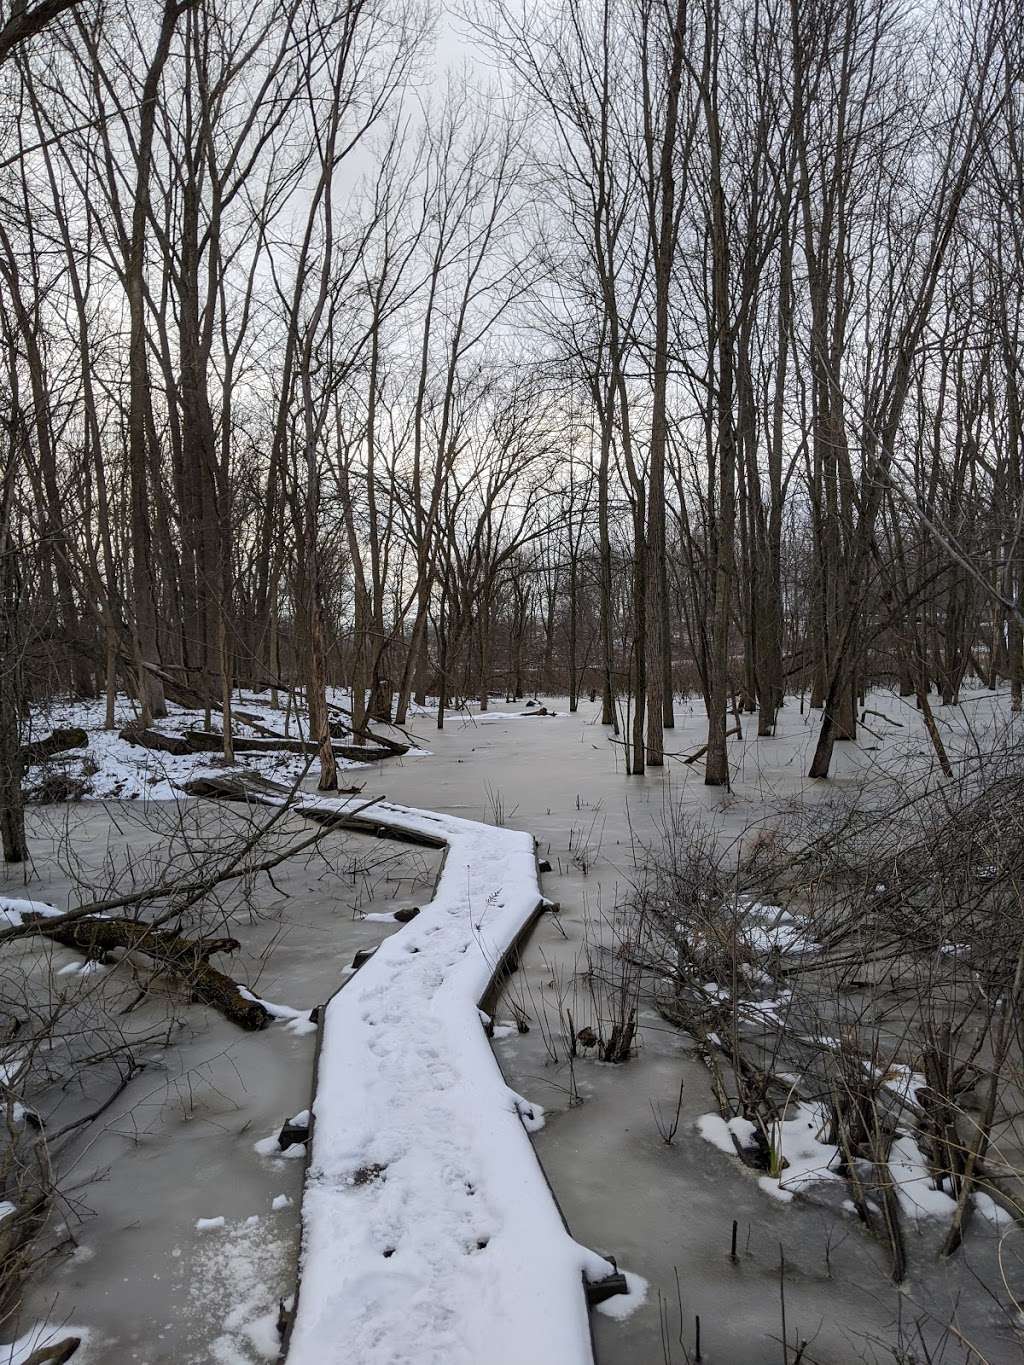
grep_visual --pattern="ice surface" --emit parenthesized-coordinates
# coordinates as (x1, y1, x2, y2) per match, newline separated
(7, 687, 1022, 1365)
(190, 1212, 291, 1363)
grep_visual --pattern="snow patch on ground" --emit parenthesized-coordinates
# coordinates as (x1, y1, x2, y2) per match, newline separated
(698, 1103, 843, 1202)
(696, 1113, 757, 1155)
(58, 960, 106, 978)
(759, 1104, 842, 1201)
(879, 1064, 927, 1107)
(25, 694, 374, 803)
(0, 896, 63, 928)
(889, 1135, 959, 1222)
(737, 898, 818, 955)
(974, 1190, 1016, 1226)
(699, 1097, 1008, 1233)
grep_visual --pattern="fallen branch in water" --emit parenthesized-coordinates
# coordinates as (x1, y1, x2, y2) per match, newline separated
(24, 914, 270, 1030)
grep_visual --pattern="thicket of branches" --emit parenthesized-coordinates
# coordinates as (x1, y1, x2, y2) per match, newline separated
(2, 0, 1024, 850)
(632, 730, 1024, 1352)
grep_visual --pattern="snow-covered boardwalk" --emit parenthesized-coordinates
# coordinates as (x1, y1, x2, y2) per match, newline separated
(280, 795, 613, 1365)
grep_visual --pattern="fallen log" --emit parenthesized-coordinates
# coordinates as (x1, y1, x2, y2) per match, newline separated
(230, 711, 409, 757)
(231, 708, 310, 740)
(682, 722, 743, 765)
(22, 1337, 80, 1365)
(231, 709, 264, 725)
(183, 772, 364, 801)
(183, 729, 393, 763)
(24, 772, 91, 804)
(19, 728, 88, 766)
(184, 728, 244, 754)
(183, 772, 303, 801)
(140, 661, 213, 710)
(118, 723, 190, 756)
(351, 725, 410, 756)
(187, 772, 444, 849)
(860, 708, 905, 728)
(24, 914, 270, 1031)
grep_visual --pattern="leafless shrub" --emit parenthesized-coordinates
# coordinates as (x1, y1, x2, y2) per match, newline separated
(627, 732, 1024, 1342)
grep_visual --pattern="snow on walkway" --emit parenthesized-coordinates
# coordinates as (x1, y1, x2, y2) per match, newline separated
(277, 794, 614, 1365)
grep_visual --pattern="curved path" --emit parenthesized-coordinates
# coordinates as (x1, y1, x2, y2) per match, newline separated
(272, 792, 613, 1365)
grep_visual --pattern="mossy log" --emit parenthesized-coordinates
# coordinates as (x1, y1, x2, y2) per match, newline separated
(24, 914, 270, 1030)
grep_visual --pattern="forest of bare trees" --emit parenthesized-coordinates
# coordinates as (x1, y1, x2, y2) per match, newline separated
(2, 0, 1024, 848)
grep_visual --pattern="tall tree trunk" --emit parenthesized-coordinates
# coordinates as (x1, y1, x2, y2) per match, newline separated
(125, 0, 185, 723)
(703, 13, 735, 789)
(0, 455, 27, 864)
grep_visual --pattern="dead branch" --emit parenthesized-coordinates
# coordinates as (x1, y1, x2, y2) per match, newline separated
(23, 914, 270, 1030)
(183, 729, 396, 763)
(117, 723, 190, 756)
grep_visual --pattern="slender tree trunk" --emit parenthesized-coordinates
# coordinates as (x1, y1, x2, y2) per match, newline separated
(703, 18, 735, 789)
(125, 1, 185, 724)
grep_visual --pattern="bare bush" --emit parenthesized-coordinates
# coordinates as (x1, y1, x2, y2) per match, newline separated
(627, 733, 1024, 1347)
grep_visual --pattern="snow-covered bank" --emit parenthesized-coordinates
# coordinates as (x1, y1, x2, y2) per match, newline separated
(23, 692, 421, 802)
(277, 794, 616, 1365)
